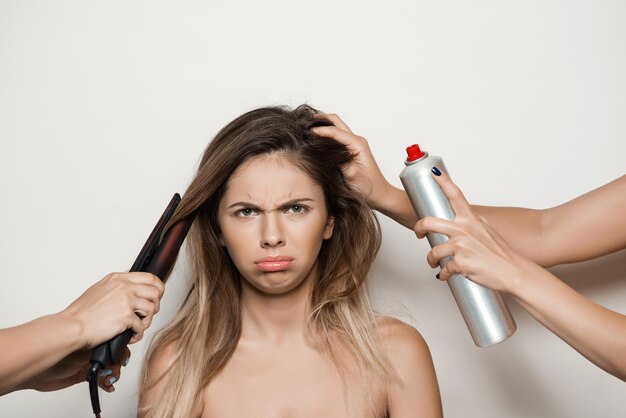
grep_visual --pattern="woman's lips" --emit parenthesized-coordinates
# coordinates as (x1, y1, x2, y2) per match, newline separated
(255, 256, 293, 272)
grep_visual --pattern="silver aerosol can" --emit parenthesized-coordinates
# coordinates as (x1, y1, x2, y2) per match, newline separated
(400, 144, 516, 347)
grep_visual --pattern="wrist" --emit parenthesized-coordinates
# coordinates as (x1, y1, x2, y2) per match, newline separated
(54, 310, 88, 351)
(370, 182, 401, 212)
(11, 377, 34, 393)
(371, 184, 418, 229)
(506, 256, 545, 302)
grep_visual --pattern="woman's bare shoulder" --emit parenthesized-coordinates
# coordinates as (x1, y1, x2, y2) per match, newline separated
(139, 338, 203, 418)
(139, 339, 178, 415)
(376, 316, 443, 417)
(376, 316, 429, 357)
(144, 338, 178, 381)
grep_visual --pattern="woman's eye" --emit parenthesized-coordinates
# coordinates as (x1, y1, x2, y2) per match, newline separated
(235, 208, 257, 217)
(287, 205, 307, 214)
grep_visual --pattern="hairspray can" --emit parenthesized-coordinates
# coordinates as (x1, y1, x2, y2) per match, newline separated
(400, 144, 516, 347)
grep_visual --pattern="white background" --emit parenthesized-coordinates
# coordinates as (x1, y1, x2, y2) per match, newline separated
(1, 1, 625, 417)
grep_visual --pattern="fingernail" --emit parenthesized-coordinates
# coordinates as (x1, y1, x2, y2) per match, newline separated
(436, 273, 440, 280)
(100, 369, 112, 377)
(123, 357, 129, 367)
(108, 377, 117, 385)
(432, 167, 442, 176)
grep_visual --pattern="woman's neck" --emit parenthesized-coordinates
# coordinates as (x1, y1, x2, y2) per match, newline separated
(240, 271, 314, 344)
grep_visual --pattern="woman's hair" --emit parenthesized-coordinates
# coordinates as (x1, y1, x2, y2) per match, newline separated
(139, 105, 394, 417)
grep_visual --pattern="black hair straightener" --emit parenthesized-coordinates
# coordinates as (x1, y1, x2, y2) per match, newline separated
(86, 194, 195, 418)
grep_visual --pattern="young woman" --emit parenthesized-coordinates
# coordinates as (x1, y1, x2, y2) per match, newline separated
(138, 105, 442, 417)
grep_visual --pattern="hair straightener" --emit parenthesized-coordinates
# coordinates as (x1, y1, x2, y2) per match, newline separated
(85, 194, 195, 418)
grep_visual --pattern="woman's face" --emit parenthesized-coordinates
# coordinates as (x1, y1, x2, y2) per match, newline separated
(217, 154, 334, 295)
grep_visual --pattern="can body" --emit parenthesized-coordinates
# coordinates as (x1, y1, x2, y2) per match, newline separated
(400, 151, 517, 347)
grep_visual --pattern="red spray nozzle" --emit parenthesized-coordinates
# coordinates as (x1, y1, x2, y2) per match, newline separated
(406, 144, 425, 162)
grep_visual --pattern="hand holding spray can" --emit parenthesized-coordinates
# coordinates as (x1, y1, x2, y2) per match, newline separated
(399, 144, 516, 347)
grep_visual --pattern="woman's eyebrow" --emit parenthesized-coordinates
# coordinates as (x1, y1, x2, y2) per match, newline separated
(227, 198, 315, 210)
(277, 198, 315, 209)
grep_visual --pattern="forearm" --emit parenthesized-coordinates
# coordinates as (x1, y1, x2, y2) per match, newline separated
(372, 185, 549, 265)
(372, 185, 418, 229)
(511, 261, 626, 381)
(472, 205, 549, 266)
(475, 176, 626, 266)
(0, 312, 85, 394)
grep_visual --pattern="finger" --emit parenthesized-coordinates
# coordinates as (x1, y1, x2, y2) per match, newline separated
(140, 313, 154, 331)
(128, 313, 147, 338)
(124, 272, 165, 293)
(431, 170, 473, 218)
(97, 346, 130, 391)
(479, 216, 511, 248)
(100, 367, 120, 390)
(310, 125, 359, 149)
(132, 298, 157, 319)
(126, 314, 152, 344)
(318, 113, 353, 133)
(413, 216, 460, 239)
(98, 367, 114, 391)
(133, 284, 162, 312)
(99, 374, 116, 392)
(427, 242, 456, 269)
(129, 330, 144, 344)
(121, 347, 131, 368)
(438, 260, 460, 281)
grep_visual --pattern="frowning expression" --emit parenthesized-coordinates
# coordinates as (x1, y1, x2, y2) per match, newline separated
(217, 154, 334, 295)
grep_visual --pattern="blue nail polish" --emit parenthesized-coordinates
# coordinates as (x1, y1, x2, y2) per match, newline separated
(109, 377, 117, 385)
(123, 357, 129, 367)
(432, 167, 442, 176)
(100, 369, 112, 377)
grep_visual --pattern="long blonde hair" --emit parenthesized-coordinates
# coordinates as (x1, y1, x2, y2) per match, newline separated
(139, 105, 394, 417)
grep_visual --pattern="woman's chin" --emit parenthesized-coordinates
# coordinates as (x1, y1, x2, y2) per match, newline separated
(245, 271, 309, 296)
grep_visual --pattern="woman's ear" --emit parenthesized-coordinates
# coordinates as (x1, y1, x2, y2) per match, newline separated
(323, 215, 335, 240)
(219, 234, 226, 246)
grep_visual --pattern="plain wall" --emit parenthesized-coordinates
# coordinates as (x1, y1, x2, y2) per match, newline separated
(1, 1, 624, 417)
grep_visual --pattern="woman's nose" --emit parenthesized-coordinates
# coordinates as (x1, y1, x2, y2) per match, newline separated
(260, 213, 285, 248)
